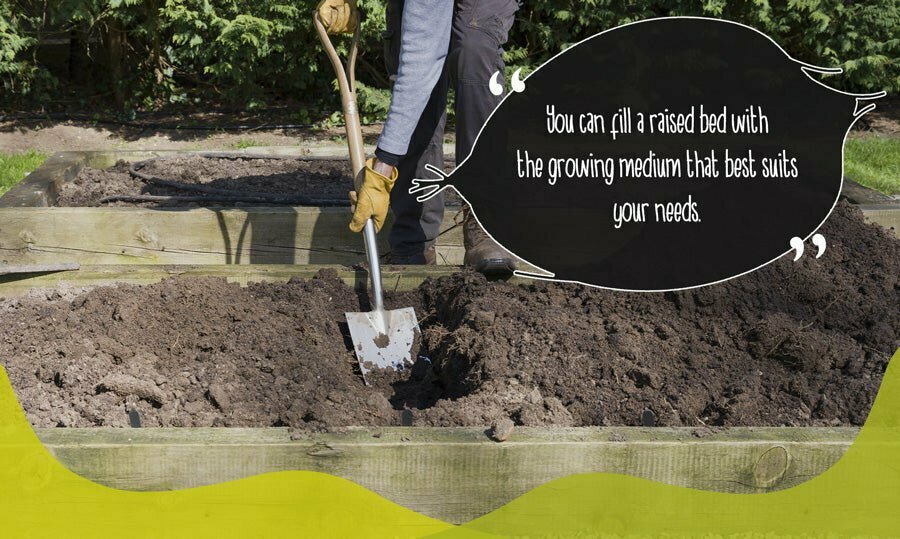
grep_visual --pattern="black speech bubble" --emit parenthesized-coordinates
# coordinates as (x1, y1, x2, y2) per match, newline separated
(411, 17, 881, 291)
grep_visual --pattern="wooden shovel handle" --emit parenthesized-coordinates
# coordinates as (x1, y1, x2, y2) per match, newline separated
(313, 13, 366, 192)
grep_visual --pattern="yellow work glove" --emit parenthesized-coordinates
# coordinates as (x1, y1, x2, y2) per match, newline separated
(349, 158, 397, 233)
(316, 0, 359, 35)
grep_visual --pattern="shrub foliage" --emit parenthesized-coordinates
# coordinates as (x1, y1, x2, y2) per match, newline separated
(0, 0, 896, 119)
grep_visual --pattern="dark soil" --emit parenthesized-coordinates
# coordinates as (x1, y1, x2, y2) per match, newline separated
(56, 155, 460, 207)
(0, 202, 896, 429)
(56, 156, 353, 207)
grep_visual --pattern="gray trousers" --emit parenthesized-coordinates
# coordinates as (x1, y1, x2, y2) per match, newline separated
(384, 0, 520, 260)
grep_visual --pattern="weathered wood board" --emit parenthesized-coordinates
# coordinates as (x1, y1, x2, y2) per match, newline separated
(0, 264, 481, 297)
(36, 426, 857, 524)
(0, 150, 467, 266)
(1, 203, 894, 268)
(0, 206, 465, 266)
(841, 178, 895, 205)
(2, 152, 895, 270)
(859, 204, 900, 235)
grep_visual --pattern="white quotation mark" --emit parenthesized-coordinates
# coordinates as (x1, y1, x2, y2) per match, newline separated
(812, 233, 827, 258)
(790, 233, 827, 261)
(511, 68, 525, 92)
(789, 237, 805, 261)
(489, 68, 526, 96)
(488, 71, 503, 96)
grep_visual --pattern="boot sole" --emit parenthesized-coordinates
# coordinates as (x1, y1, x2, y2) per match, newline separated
(472, 259, 517, 277)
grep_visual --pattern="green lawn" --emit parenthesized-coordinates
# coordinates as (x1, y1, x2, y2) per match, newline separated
(845, 136, 900, 195)
(0, 150, 48, 195)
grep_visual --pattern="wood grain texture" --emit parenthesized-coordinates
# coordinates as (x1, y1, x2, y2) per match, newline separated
(0, 264, 486, 296)
(0, 206, 465, 265)
(859, 204, 900, 236)
(0, 150, 468, 266)
(2, 152, 894, 274)
(37, 426, 856, 524)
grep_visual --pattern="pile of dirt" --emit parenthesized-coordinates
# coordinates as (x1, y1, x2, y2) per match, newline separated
(56, 156, 353, 207)
(0, 202, 896, 429)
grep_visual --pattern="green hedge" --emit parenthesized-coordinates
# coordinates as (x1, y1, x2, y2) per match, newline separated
(1, 0, 897, 121)
(1, 2, 37, 94)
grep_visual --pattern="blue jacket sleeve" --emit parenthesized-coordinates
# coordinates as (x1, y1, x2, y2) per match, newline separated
(376, 0, 453, 157)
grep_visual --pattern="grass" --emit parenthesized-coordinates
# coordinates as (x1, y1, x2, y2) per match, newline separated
(231, 138, 262, 149)
(0, 150, 48, 195)
(844, 136, 900, 195)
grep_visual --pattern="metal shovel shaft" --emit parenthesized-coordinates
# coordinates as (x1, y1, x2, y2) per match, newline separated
(314, 12, 418, 381)
(313, 13, 384, 311)
(363, 223, 384, 311)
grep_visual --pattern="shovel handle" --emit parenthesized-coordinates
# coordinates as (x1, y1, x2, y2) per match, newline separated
(314, 12, 384, 312)
(314, 12, 365, 185)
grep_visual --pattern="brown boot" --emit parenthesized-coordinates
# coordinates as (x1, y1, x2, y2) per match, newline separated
(387, 245, 436, 265)
(462, 207, 517, 276)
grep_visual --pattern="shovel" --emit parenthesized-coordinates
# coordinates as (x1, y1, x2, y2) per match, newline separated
(314, 11, 419, 382)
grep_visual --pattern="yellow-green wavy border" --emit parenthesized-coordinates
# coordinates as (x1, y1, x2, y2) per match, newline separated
(1, 349, 898, 537)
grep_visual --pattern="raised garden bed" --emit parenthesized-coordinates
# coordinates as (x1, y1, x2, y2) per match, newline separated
(0, 255, 884, 523)
(0, 151, 896, 524)
(3, 202, 897, 431)
(0, 150, 466, 266)
(1, 151, 896, 271)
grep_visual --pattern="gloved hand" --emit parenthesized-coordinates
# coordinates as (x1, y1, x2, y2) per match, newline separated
(316, 0, 359, 35)
(349, 158, 397, 233)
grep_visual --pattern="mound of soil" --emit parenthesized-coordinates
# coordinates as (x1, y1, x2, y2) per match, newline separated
(0, 202, 896, 429)
(57, 156, 352, 207)
(56, 155, 459, 207)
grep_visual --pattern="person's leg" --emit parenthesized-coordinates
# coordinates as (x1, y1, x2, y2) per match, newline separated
(448, 0, 521, 274)
(388, 91, 447, 264)
(384, 0, 447, 264)
(449, 0, 519, 157)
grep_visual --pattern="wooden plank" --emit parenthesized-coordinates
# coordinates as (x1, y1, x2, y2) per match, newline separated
(0, 152, 83, 207)
(841, 178, 895, 205)
(35, 426, 856, 524)
(0, 262, 79, 276)
(3, 202, 886, 271)
(4, 152, 890, 273)
(0, 150, 472, 266)
(859, 204, 900, 236)
(0, 206, 466, 266)
(0, 264, 480, 297)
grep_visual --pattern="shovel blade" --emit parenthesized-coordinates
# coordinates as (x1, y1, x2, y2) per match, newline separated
(346, 307, 419, 380)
